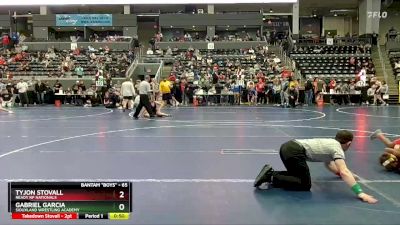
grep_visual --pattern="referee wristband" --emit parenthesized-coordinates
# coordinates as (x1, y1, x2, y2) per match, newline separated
(351, 183, 363, 195)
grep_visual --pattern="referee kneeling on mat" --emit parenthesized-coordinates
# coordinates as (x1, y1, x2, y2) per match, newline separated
(254, 130, 377, 204)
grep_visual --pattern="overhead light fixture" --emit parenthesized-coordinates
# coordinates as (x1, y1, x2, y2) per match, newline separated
(192, 25, 195, 28)
(170, 25, 173, 28)
(243, 25, 246, 28)
(27, 11, 31, 15)
(312, 10, 317, 17)
(334, 13, 337, 16)
(269, 8, 273, 13)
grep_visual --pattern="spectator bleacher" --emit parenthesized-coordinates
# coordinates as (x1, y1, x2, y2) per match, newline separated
(0, 48, 133, 78)
(290, 45, 375, 80)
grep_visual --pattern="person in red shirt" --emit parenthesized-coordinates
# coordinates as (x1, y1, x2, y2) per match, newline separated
(256, 79, 266, 104)
(168, 73, 176, 82)
(370, 129, 400, 172)
(2, 34, 10, 49)
(213, 63, 219, 72)
(281, 69, 292, 79)
(329, 79, 336, 92)
(14, 53, 23, 62)
(0, 57, 6, 66)
(256, 71, 265, 81)
(218, 73, 225, 82)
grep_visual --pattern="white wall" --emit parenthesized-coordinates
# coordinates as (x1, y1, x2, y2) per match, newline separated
(322, 16, 352, 37)
(358, 0, 368, 35)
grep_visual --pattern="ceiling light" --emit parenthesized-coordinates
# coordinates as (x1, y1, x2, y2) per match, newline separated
(269, 8, 273, 13)
(334, 13, 337, 16)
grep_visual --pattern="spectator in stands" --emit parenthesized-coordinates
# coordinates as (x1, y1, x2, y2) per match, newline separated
(16, 79, 28, 107)
(146, 48, 154, 55)
(367, 85, 376, 105)
(19, 61, 30, 72)
(27, 77, 38, 105)
(381, 81, 389, 101)
(54, 80, 62, 94)
(247, 81, 256, 106)
(231, 80, 241, 105)
(2, 34, 10, 49)
(103, 89, 118, 108)
(358, 67, 367, 85)
(280, 78, 289, 107)
(78, 81, 86, 92)
(35, 80, 46, 104)
(329, 78, 336, 93)
(88, 45, 96, 52)
(373, 80, 387, 106)
(165, 47, 173, 56)
(314, 77, 326, 102)
(256, 79, 266, 105)
(150, 78, 159, 101)
(304, 77, 313, 106)
(1, 89, 12, 108)
(288, 84, 297, 108)
(75, 65, 84, 78)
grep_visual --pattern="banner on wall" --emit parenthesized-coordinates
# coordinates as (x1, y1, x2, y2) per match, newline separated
(56, 14, 112, 27)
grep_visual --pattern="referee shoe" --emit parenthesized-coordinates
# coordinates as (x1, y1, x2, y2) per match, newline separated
(254, 164, 274, 188)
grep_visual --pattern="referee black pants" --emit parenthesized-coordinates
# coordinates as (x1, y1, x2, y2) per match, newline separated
(133, 94, 154, 118)
(272, 140, 311, 191)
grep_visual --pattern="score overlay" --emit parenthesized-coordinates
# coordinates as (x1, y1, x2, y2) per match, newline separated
(8, 182, 132, 220)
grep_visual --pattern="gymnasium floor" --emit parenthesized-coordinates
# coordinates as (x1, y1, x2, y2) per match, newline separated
(1, 105, 400, 225)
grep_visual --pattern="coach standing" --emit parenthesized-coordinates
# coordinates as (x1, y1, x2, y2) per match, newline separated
(133, 75, 155, 119)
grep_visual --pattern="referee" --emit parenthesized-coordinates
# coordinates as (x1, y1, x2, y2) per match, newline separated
(133, 75, 155, 119)
(254, 130, 377, 204)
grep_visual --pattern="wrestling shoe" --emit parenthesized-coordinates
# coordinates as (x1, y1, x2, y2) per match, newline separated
(370, 129, 382, 140)
(254, 164, 274, 188)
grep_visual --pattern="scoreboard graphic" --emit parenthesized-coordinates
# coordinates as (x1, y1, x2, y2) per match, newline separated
(8, 182, 132, 220)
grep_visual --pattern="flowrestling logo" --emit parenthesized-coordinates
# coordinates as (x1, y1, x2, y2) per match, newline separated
(367, 11, 388, 19)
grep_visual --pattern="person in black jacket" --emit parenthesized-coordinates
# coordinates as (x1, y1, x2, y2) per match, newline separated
(35, 80, 46, 104)
(288, 85, 298, 108)
(304, 77, 313, 106)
